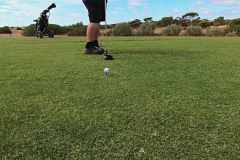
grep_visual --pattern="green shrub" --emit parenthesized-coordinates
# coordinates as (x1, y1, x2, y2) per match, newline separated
(162, 24, 181, 36)
(229, 19, 240, 35)
(230, 25, 240, 34)
(229, 18, 240, 35)
(48, 24, 68, 35)
(138, 22, 156, 36)
(0, 26, 12, 34)
(68, 27, 87, 36)
(23, 24, 35, 36)
(113, 23, 132, 36)
(23, 24, 68, 37)
(199, 20, 212, 28)
(186, 26, 202, 36)
(206, 27, 227, 36)
(67, 23, 87, 36)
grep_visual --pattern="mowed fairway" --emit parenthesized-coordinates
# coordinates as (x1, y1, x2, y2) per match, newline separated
(1, 37, 240, 159)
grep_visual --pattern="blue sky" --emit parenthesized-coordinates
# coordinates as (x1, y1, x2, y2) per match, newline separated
(0, 0, 240, 27)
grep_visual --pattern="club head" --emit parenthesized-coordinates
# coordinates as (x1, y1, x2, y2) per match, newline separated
(104, 54, 114, 60)
(104, 50, 114, 60)
(48, 3, 56, 10)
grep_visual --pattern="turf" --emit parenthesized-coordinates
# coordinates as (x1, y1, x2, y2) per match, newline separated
(1, 37, 240, 159)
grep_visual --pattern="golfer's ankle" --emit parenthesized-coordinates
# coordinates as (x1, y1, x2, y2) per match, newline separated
(93, 40, 99, 47)
(86, 40, 99, 48)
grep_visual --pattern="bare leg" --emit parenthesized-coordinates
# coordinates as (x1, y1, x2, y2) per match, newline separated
(86, 23, 100, 42)
(84, 22, 104, 54)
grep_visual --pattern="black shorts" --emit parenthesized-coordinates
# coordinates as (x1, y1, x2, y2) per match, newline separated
(83, 0, 106, 23)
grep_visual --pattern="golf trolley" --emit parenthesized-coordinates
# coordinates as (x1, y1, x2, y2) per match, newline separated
(34, 3, 56, 38)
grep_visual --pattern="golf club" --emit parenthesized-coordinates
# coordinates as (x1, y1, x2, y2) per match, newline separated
(103, 0, 114, 60)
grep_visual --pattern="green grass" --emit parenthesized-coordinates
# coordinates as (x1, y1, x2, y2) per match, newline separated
(1, 37, 240, 159)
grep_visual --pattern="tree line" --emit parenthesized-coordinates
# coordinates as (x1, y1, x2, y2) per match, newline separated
(115, 12, 240, 36)
(1, 12, 240, 36)
(130, 13, 231, 28)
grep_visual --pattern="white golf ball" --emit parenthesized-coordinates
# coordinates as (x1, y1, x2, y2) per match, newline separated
(104, 67, 110, 76)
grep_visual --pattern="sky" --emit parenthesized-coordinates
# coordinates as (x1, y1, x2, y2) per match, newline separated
(0, 0, 240, 27)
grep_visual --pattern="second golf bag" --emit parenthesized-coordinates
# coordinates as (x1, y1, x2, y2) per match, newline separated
(34, 3, 56, 38)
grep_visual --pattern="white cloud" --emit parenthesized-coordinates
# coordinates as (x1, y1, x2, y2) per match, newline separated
(128, 0, 145, 6)
(210, 0, 240, 5)
(192, 0, 240, 19)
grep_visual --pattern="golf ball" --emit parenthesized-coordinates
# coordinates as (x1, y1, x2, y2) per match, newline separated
(104, 67, 110, 76)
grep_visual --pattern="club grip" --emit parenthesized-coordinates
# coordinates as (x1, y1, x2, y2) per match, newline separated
(48, 3, 56, 10)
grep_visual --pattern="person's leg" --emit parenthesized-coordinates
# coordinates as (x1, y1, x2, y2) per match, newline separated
(83, 0, 105, 54)
(86, 23, 100, 48)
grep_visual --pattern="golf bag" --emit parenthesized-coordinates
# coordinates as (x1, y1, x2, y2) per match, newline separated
(34, 3, 56, 38)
